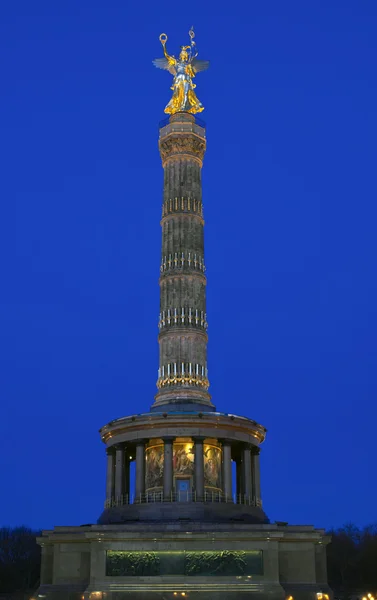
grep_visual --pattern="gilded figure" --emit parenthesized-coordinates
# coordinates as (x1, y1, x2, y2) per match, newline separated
(153, 27, 209, 115)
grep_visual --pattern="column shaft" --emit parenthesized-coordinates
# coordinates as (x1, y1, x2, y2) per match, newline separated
(123, 457, 130, 498)
(236, 458, 243, 499)
(222, 443, 232, 500)
(242, 445, 252, 500)
(163, 439, 174, 500)
(194, 438, 204, 500)
(153, 113, 213, 410)
(252, 449, 262, 506)
(114, 446, 125, 500)
(106, 449, 115, 502)
(135, 442, 145, 500)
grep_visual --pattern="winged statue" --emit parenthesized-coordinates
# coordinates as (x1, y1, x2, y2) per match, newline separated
(153, 27, 209, 115)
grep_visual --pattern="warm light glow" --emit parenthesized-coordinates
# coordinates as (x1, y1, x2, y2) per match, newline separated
(181, 594, 186, 597)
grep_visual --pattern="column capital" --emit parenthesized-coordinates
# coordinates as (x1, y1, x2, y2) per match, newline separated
(113, 444, 125, 452)
(106, 447, 115, 456)
(135, 439, 147, 447)
(242, 442, 258, 453)
(192, 436, 206, 443)
(218, 438, 232, 447)
(250, 446, 261, 455)
(162, 436, 175, 443)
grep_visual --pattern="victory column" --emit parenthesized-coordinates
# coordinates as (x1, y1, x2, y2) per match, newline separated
(35, 28, 332, 600)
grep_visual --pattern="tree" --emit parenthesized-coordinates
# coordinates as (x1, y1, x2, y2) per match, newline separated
(0, 526, 41, 592)
(327, 523, 377, 596)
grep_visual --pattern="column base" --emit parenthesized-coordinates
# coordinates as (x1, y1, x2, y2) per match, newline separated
(151, 389, 215, 412)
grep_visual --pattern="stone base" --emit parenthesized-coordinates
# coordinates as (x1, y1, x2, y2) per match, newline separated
(35, 521, 332, 600)
(98, 501, 269, 525)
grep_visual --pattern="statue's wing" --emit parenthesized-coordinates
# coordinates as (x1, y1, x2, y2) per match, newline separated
(191, 59, 210, 74)
(152, 57, 176, 76)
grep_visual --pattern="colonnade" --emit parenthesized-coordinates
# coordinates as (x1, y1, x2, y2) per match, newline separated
(105, 438, 262, 507)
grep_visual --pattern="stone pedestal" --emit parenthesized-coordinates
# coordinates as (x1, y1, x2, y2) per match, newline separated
(35, 522, 332, 600)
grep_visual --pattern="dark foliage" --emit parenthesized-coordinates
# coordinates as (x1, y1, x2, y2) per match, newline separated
(0, 527, 41, 593)
(327, 524, 377, 594)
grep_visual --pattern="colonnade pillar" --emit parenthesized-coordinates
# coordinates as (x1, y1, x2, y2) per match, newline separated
(106, 448, 115, 502)
(236, 457, 243, 497)
(124, 455, 130, 497)
(242, 445, 253, 499)
(222, 442, 232, 500)
(106, 445, 131, 503)
(194, 437, 204, 500)
(163, 438, 174, 500)
(135, 441, 145, 500)
(114, 445, 125, 499)
(252, 446, 262, 506)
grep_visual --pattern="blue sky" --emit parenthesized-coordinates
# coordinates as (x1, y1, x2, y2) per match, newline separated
(0, 0, 376, 531)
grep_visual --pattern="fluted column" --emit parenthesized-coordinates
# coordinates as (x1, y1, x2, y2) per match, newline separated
(153, 113, 214, 410)
(222, 442, 232, 500)
(135, 441, 145, 500)
(252, 447, 262, 506)
(242, 445, 252, 500)
(163, 438, 174, 500)
(114, 445, 125, 501)
(194, 437, 204, 500)
(106, 448, 115, 502)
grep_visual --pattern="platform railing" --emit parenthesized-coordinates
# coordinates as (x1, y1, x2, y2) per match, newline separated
(104, 491, 262, 509)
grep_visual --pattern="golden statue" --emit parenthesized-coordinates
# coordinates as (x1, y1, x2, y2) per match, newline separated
(153, 27, 209, 115)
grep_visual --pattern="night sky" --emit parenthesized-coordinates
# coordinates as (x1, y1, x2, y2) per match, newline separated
(1, 0, 376, 532)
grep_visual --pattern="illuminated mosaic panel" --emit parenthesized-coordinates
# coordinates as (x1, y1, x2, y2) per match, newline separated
(204, 444, 222, 489)
(173, 442, 195, 477)
(106, 550, 263, 576)
(145, 444, 164, 490)
(145, 440, 223, 493)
